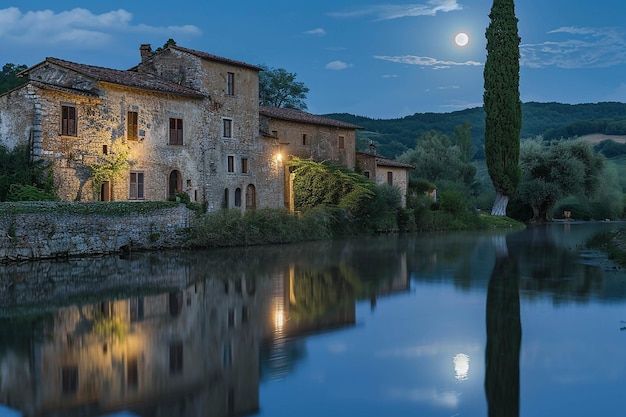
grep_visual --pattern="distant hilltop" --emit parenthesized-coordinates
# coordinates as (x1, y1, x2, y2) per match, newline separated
(324, 101, 626, 159)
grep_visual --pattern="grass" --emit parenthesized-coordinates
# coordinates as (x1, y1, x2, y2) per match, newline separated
(1, 201, 181, 215)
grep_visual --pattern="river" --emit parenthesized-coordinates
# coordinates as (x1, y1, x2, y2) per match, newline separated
(1, 222, 626, 417)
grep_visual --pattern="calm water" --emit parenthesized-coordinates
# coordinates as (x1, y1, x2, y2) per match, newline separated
(1, 222, 626, 417)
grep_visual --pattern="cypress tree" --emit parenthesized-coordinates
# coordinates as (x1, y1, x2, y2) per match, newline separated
(483, 0, 522, 216)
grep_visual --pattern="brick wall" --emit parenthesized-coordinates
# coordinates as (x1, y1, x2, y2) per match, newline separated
(0, 203, 194, 263)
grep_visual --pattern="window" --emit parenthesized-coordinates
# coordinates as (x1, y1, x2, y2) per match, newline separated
(61, 105, 77, 136)
(169, 118, 183, 145)
(227, 155, 235, 173)
(127, 111, 138, 141)
(223, 188, 229, 209)
(338, 135, 345, 149)
(102, 145, 108, 155)
(302, 134, 308, 145)
(62, 366, 78, 395)
(169, 342, 183, 374)
(127, 356, 138, 388)
(223, 118, 233, 138)
(234, 188, 241, 207)
(241, 158, 248, 174)
(228, 309, 235, 328)
(364, 171, 370, 179)
(223, 343, 232, 368)
(242, 306, 249, 324)
(227, 72, 235, 95)
(130, 297, 144, 323)
(129, 172, 144, 200)
(387, 171, 393, 185)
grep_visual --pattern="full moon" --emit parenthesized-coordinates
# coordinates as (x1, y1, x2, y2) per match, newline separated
(455, 32, 469, 47)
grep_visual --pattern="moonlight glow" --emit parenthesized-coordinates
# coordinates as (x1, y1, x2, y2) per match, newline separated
(455, 32, 469, 47)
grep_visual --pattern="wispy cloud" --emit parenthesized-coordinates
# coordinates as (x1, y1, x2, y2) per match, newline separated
(382, 74, 400, 78)
(326, 60, 352, 70)
(304, 27, 326, 36)
(329, 0, 461, 21)
(374, 55, 482, 68)
(521, 26, 626, 69)
(0, 7, 200, 47)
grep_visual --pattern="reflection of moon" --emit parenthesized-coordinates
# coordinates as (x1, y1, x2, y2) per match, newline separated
(454, 353, 470, 381)
(455, 32, 469, 47)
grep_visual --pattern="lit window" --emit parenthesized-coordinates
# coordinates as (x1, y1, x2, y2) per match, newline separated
(61, 105, 77, 136)
(169, 118, 183, 145)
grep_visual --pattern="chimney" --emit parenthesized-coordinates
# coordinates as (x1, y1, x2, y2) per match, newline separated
(140, 44, 152, 62)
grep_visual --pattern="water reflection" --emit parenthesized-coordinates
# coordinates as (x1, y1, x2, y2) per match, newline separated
(0, 236, 411, 417)
(485, 234, 521, 417)
(1, 222, 626, 416)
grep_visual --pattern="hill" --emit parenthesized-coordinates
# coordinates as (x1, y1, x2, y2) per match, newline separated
(324, 102, 626, 159)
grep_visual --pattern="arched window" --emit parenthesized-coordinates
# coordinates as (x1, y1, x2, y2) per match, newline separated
(169, 170, 182, 200)
(246, 184, 256, 210)
(234, 188, 242, 207)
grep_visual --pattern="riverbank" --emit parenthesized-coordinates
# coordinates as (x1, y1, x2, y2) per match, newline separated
(585, 226, 626, 266)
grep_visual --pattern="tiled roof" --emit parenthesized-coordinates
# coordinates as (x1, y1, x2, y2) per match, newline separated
(356, 151, 415, 169)
(170, 45, 261, 71)
(260, 106, 363, 129)
(23, 57, 206, 98)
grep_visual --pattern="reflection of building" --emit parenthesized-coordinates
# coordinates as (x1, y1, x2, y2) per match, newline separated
(260, 240, 411, 379)
(1, 276, 266, 417)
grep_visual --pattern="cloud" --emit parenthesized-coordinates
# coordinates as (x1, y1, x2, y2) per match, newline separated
(304, 28, 326, 36)
(329, 0, 462, 21)
(0, 7, 201, 47)
(326, 60, 351, 70)
(520, 26, 626, 69)
(374, 55, 482, 67)
(382, 74, 400, 78)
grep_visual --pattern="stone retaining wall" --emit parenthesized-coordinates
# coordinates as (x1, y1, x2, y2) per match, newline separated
(0, 203, 194, 263)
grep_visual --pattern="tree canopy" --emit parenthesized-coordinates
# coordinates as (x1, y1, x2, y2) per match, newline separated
(258, 64, 309, 110)
(515, 139, 620, 222)
(0, 63, 28, 94)
(483, 0, 522, 216)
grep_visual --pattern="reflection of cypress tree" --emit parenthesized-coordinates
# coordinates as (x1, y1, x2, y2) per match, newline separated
(485, 242, 521, 417)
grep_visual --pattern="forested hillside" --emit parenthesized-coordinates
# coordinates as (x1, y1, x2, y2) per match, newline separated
(325, 101, 626, 159)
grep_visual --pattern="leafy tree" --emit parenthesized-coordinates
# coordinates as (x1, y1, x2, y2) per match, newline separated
(517, 139, 610, 222)
(483, 0, 522, 216)
(398, 130, 476, 194)
(0, 63, 28, 94)
(258, 64, 309, 110)
(0, 144, 57, 201)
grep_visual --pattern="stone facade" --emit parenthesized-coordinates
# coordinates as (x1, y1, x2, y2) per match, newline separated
(0, 45, 283, 212)
(356, 151, 415, 208)
(259, 106, 361, 208)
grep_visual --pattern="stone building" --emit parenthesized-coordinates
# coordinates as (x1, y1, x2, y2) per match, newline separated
(259, 106, 362, 209)
(356, 150, 415, 208)
(0, 44, 283, 211)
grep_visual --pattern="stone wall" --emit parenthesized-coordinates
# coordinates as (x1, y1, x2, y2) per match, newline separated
(0, 203, 194, 263)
